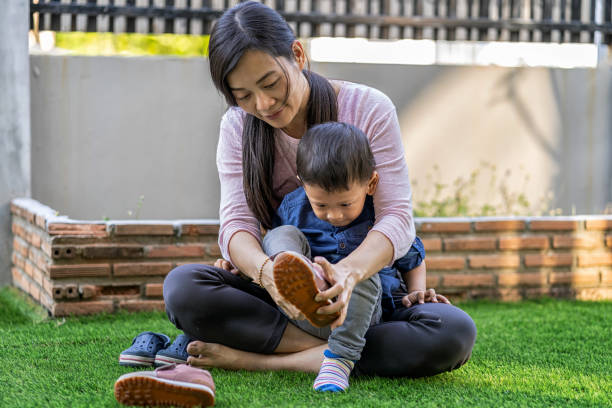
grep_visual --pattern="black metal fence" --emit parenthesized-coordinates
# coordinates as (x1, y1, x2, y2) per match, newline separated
(31, 0, 612, 44)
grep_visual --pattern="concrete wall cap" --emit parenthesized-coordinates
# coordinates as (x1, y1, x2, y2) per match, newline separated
(416, 217, 474, 223)
(417, 215, 612, 223)
(11, 198, 57, 218)
(12, 198, 612, 228)
(527, 215, 612, 221)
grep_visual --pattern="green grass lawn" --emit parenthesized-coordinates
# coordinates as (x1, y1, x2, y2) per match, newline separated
(0, 286, 610, 408)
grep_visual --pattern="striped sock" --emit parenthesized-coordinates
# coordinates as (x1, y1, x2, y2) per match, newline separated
(313, 349, 355, 392)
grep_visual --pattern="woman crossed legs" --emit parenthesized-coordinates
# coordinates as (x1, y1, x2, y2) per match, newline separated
(163, 263, 476, 378)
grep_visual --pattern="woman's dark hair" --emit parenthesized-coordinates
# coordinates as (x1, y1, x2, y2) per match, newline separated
(297, 122, 376, 192)
(208, 1, 337, 228)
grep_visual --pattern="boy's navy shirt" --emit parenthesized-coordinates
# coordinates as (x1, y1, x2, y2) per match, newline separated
(272, 186, 408, 317)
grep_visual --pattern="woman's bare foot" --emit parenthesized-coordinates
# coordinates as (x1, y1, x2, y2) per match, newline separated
(186, 340, 326, 373)
(186, 341, 241, 370)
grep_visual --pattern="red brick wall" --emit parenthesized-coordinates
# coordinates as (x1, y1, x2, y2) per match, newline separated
(10, 198, 220, 316)
(10, 199, 612, 316)
(417, 218, 612, 301)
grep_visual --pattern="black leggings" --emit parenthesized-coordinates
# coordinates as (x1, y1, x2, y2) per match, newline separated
(163, 264, 477, 378)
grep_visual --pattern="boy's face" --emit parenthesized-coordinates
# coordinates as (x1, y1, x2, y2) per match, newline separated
(302, 172, 379, 227)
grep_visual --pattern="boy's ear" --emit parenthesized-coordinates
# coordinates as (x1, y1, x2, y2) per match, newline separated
(296, 175, 303, 185)
(367, 171, 379, 195)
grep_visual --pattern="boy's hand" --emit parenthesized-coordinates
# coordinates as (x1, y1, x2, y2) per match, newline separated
(402, 288, 451, 308)
(312, 257, 358, 329)
(213, 258, 239, 274)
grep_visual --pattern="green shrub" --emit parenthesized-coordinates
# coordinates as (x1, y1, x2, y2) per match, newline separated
(55, 32, 209, 57)
(412, 161, 560, 217)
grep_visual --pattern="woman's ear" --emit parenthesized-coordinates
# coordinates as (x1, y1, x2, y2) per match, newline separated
(292, 40, 307, 70)
(367, 171, 379, 195)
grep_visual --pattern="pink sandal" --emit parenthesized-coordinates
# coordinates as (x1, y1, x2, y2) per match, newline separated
(114, 363, 215, 407)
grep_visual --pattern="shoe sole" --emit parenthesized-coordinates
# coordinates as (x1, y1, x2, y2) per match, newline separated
(273, 252, 339, 328)
(119, 354, 154, 367)
(155, 354, 188, 367)
(114, 371, 215, 407)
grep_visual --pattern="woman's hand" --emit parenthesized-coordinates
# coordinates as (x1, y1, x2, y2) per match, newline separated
(313, 257, 358, 329)
(215, 257, 305, 320)
(260, 260, 306, 321)
(214, 258, 305, 320)
(402, 288, 451, 308)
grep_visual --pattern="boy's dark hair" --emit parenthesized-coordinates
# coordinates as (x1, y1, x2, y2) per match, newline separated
(208, 1, 337, 229)
(297, 122, 376, 192)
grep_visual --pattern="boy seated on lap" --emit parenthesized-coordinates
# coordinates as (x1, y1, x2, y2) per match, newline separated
(265, 122, 428, 392)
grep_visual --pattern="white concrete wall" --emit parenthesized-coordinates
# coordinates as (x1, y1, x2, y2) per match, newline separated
(30, 55, 225, 221)
(1, 1, 31, 284)
(314, 62, 612, 216)
(29, 55, 612, 220)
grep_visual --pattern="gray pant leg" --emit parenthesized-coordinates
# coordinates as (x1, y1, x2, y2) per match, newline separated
(281, 274, 383, 351)
(262, 225, 311, 259)
(328, 273, 382, 361)
(287, 316, 333, 340)
(263, 225, 383, 357)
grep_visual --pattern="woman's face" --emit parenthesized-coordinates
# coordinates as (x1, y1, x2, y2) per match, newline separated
(226, 46, 309, 136)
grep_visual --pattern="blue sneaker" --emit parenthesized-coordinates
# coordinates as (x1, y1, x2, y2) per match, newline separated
(154, 333, 193, 367)
(119, 331, 171, 367)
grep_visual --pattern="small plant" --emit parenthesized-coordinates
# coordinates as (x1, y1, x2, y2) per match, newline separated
(127, 195, 146, 219)
(103, 195, 146, 221)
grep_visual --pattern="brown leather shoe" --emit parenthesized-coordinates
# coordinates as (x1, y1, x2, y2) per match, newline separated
(273, 251, 339, 328)
(114, 363, 215, 407)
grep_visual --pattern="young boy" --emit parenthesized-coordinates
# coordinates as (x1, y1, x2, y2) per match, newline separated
(263, 122, 427, 392)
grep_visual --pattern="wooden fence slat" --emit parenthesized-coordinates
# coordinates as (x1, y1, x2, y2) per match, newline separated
(478, 0, 489, 40)
(509, 0, 520, 41)
(466, 0, 474, 40)
(164, 0, 173, 33)
(605, 0, 612, 44)
(570, 0, 581, 41)
(413, 0, 422, 39)
(447, 0, 457, 40)
(345, 0, 353, 37)
(108, 0, 115, 32)
(50, 0, 62, 31)
(560, 0, 569, 41)
(541, 0, 552, 41)
(86, 0, 97, 32)
(588, 0, 596, 42)
(125, 0, 135, 32)
(199, 0, 211, 36)
(431, 0, 439, 40)
(380, 0, 389, 39)
(331, 0, 338, 36)
(295, 0, 303, 38)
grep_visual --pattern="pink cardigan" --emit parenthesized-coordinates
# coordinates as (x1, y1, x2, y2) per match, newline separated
(216, 81, 415, 264)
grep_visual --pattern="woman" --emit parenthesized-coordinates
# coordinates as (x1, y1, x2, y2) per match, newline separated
(163, 1, 476, 378)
